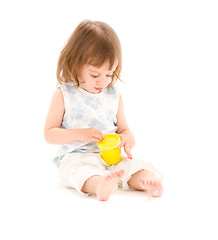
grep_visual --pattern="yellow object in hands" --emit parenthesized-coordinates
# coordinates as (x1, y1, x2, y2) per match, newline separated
(97, 134, 122, 165)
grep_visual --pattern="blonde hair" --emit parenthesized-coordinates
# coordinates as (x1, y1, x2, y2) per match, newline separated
(57, 20, 122, 87)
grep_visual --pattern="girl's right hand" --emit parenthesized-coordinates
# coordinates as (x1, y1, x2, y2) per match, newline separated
(78, 128, 104, 143)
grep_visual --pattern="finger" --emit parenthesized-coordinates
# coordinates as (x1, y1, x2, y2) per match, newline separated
(117, 134, 123, 149)
(118, 139, 125, 149)
(118, 142, 124, 149)
(94, 130, 104, 141)
(96, 130, 104, 140)
(92, 136, 103, 142)
(93, 136, 103, 142)
(100, 131, 104, 140)
(124, 145, 133, 159)
(127, 152, 133, 159)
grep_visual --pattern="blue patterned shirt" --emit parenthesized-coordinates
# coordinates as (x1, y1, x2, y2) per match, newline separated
(54, 83, 120, 165)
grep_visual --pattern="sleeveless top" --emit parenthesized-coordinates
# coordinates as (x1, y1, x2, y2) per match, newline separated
(54, 83, 120, 165)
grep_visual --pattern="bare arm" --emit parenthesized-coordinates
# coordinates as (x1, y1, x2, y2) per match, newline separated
(116, 95, 135, 158)
(44, 88, 103, 144)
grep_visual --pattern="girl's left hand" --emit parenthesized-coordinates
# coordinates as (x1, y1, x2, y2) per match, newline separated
(118, 132, 135, 159)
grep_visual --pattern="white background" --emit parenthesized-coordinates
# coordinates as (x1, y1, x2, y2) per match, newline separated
(0, 0, 218, 239)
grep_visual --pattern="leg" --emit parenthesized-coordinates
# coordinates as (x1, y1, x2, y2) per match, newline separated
(128, 169, 163, 197)
(81, 170, 125, 201)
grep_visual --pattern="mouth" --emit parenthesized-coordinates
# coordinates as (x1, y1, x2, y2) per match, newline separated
(95, 87, 103, 92)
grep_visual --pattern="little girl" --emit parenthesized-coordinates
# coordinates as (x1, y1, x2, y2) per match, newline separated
(44, 20, 163, 201)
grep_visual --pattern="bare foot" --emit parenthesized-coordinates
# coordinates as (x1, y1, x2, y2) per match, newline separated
(96, 170, 124, 201)
(139, 173, 163, 197)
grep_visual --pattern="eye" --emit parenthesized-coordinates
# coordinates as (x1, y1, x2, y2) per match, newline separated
(91, 74, 99, 78)
(106, 74, 113, 78)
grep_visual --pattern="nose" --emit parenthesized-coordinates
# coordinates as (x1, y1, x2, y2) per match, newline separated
(96, 77, 107, 85)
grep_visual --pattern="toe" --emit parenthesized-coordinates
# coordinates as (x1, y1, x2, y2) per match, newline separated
(152, 189, 159, 197)
(139, 179, 146, 188)
(139, 179, 144, 184)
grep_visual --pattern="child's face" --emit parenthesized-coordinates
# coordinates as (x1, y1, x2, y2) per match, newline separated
(77, 60, 118, 94)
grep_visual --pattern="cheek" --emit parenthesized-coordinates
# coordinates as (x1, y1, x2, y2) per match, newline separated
(87, 76, 94, 85)
(78, 72, 90, 84)
(107, 78, 113, 85)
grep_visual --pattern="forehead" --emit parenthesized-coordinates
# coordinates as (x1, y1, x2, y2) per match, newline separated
(88, 60, 118, 72)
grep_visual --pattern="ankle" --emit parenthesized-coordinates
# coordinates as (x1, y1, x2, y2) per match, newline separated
(81, 175, 102, 194)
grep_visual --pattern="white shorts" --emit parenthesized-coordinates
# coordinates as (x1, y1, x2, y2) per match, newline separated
(58, 152, 163, 195)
